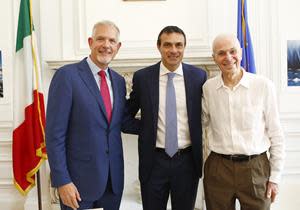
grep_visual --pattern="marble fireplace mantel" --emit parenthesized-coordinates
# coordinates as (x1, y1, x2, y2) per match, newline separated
(46, 57, 219, 75)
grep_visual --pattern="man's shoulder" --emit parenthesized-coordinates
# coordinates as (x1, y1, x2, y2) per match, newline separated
(134, 62, 160, 76)
(204, 74, 219, 85)
(56, 58, 86, 73)
(183, 62, 205, 71)
(182, 63, 207, 78)
(109, 68, 124, 80)
(247, 72, 274, 87)
(202, 75, 221, 94)
(51, 59, 88, 84)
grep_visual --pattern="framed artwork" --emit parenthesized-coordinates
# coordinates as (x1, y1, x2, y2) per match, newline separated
(0, 50, 3, 98)
(287, 40, 300, 86)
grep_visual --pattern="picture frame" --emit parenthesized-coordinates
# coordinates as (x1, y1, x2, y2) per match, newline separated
(287, 40, 300, 86)
(0, 50, 3, 98)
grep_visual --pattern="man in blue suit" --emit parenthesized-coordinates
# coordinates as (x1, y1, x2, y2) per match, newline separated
(46, 20, 137, 210)
(126, 26, 207, 210)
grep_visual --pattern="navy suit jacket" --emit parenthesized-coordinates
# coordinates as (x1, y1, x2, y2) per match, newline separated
(126, 62, 207, 183)
(46, 58, 137, 201)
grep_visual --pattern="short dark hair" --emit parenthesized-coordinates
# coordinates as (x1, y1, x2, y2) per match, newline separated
(157, 26, 186, 46)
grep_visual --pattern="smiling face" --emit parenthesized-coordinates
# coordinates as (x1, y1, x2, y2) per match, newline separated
(88, 24, 121, 69)
(212, 34, 242, 75)
(157, 32, 186, 72)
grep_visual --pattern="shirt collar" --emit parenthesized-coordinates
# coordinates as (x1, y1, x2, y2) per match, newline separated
(159, 62, 183, 77)
(216, 68, 250, 90)
(238, 68, 250, 88)
(215, 73, 224, 89)
(87, 56, 109, 76)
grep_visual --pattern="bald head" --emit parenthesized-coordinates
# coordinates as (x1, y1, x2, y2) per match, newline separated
(212, 34, 241, 55)
(211, 33, 243, 74)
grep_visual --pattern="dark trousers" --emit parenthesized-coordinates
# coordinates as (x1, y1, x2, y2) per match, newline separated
(60, 175, 122, 210)
(141, 148, 199, 210)
(204, 151, 271, 210)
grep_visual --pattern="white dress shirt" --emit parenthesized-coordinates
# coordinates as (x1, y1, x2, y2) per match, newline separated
(156, 62, 191, 149)
(202, 70, 285, 183)
(86, 56, 114, 107)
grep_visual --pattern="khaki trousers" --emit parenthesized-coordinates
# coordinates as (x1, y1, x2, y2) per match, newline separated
(204, 152, 271, 210)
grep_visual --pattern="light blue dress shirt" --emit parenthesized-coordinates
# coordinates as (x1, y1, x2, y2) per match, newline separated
(86, 56, 114, 107)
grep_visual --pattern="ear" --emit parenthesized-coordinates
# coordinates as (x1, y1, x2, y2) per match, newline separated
(212, 53, 216, 61)
(88, 37, 93, 49)
(238, 47, 243, 59)
(157, 44, 163, 54)
(117, 42, 122, 50)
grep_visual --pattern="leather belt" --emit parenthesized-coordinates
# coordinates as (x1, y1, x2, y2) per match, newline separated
(156, 146, 192, 156)
(212, 151, 266, 162)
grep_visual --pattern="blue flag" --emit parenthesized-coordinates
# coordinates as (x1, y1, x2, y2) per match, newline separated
(237, 0, 256, 73)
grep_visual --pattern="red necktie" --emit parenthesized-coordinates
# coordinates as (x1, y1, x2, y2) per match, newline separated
(98, 70, 112, 123)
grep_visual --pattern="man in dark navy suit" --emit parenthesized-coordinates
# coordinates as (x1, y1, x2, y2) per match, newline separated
(126, 26, 207, 210)
(46, 20, 138, 210)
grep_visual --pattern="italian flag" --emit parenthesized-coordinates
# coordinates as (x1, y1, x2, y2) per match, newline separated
(13, 0, 47, 195)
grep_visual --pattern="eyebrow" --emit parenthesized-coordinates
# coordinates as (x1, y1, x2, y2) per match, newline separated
(162, 41, 184, 45)
(216, 47, 237, 52)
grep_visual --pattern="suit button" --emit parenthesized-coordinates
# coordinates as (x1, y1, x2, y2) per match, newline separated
(106, 150, 109, 154)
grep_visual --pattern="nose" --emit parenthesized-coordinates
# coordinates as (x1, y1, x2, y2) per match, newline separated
(169, 45, 177, 53)
(102, 39, 110, 48)
(224, 52, 232, 60)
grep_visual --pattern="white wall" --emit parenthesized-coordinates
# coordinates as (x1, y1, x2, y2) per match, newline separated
(274, 0, 300, 209)
(39, 0, 211, 61)
(1, 0, 300, 209)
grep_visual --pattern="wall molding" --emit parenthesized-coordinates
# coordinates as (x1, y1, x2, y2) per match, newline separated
(0, 121, 13, 127)
(46, 56, 217, 72)
(0, 154, 12, 161)
(0, 122, 13, 143)
(0, 179, 13, 188)
(71, 0, 210, 59)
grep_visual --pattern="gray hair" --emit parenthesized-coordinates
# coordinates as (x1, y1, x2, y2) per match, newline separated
(91, 20, 120, 42)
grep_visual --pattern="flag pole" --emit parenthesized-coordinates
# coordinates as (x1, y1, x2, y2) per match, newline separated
(14, 0, 47, 200)
(37, 170, 42, 210)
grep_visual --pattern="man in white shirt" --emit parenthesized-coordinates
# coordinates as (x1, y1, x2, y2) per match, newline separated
(202, 34, 285, 210)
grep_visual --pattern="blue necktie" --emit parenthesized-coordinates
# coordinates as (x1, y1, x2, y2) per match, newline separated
(165, 72, 178, 157)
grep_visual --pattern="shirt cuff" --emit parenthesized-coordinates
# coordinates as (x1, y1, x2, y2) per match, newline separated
(269, 171, 282, 184)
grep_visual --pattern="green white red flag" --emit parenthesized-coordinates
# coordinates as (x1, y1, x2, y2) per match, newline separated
(13, 0, 47, 195)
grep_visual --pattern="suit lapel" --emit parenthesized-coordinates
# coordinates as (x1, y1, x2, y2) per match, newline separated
(183, 64, 193, 124)
(149, 63, 160, 133)
(109, 69, 120, 126)
(77, 59, 108, 121)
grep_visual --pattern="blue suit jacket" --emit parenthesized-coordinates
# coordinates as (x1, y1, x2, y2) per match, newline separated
(126, 62, 207, 183)
(46, 58, 136, 201)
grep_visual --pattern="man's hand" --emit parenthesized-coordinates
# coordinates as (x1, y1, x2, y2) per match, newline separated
(266, 181, 279, 203)
(58, 182, 81, 210)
